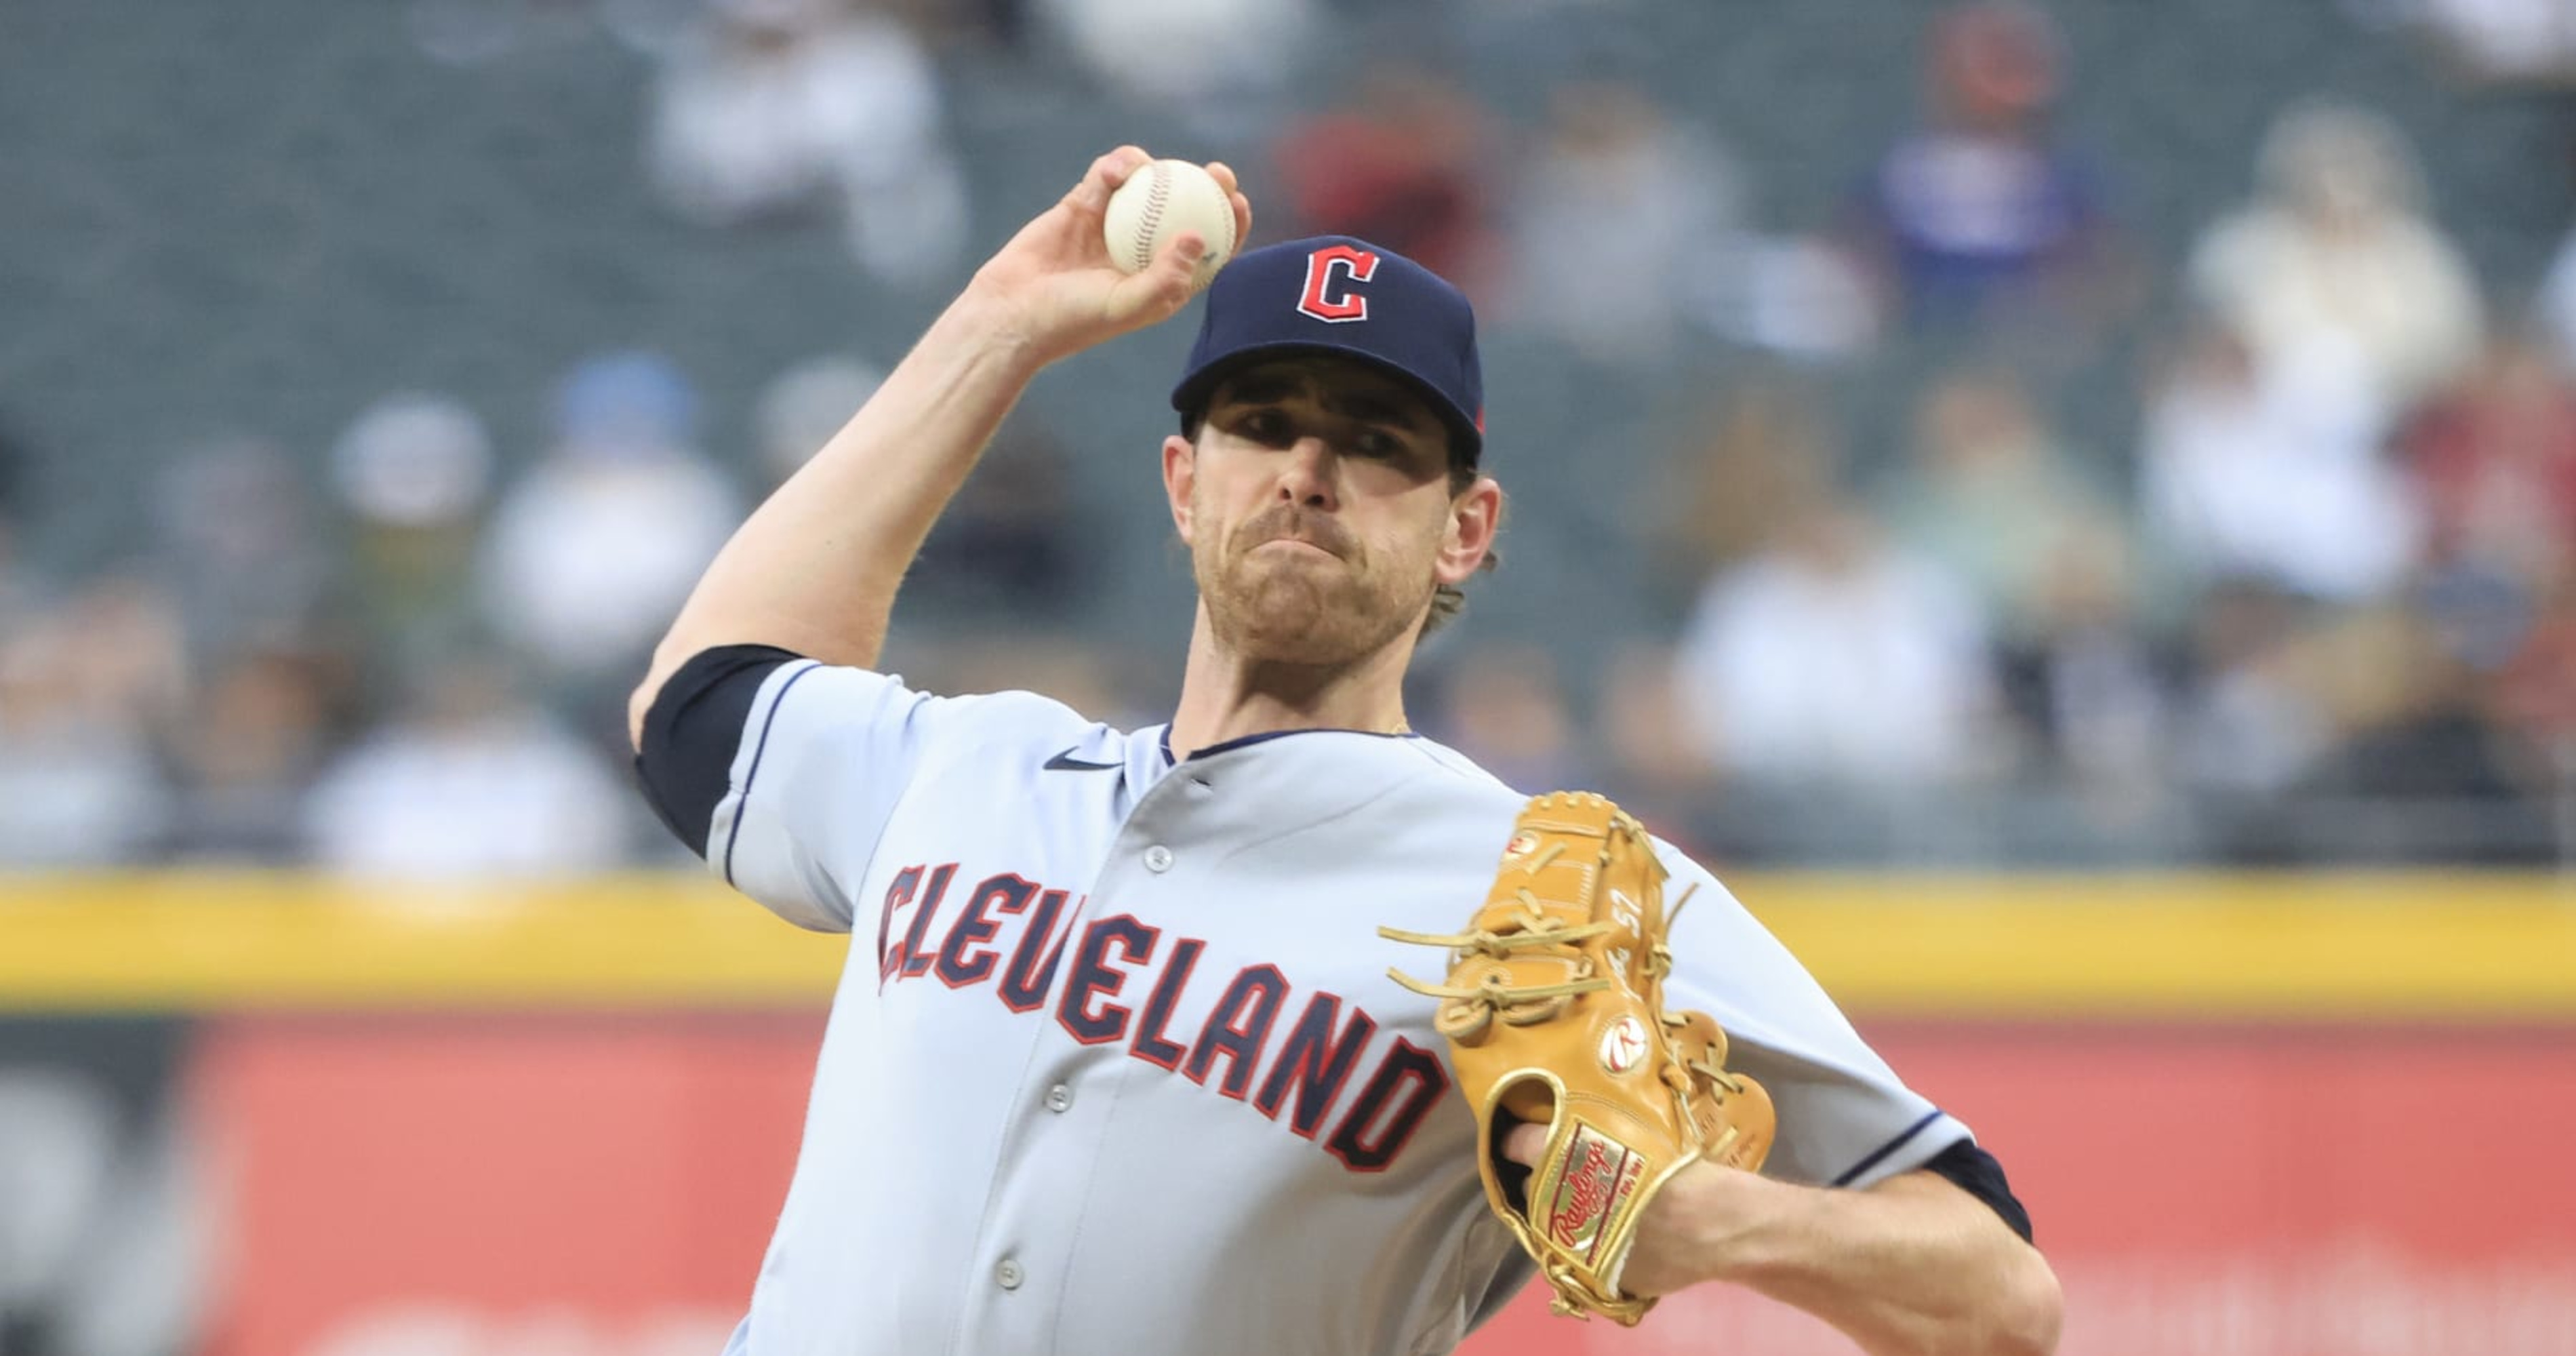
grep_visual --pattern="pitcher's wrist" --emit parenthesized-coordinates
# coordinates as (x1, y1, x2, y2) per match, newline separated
(932, 285, 1058, 378)
(1635, 1160, 1794, 1294)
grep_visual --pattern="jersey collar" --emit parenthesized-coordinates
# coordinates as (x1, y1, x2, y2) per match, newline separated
(1157, 723, 1422, 766)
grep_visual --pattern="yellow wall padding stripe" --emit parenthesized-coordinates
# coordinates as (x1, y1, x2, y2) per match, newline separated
(1738, 873, 2576, 1020)
(0, 871, 2569, 1016)
(0, 873, 851, 1010)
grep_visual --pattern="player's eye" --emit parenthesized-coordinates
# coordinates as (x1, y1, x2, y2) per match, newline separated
(1352, 428, 1403, 458)
(1239, 408, 1292, 445)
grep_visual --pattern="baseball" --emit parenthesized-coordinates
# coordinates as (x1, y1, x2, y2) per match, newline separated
(1102, 159, 1237, 292)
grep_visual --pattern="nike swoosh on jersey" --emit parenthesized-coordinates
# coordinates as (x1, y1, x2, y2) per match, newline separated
(1043, 749, 1122, 772)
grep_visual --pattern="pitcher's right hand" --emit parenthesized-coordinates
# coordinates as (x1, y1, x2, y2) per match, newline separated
(963, 147, 1253, 368)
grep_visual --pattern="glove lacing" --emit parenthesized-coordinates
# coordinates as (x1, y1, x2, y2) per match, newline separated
(1380, 837, 1620, 1040)
(1380, 883, 1617, 1040)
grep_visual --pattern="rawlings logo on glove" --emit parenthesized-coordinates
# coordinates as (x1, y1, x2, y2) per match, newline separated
(1380, 792, 1775, 1325)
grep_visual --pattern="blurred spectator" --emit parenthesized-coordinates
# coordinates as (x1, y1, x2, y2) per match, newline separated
(1673, 496, 1998, 786)
(1594, 642, 1717, 839)
(28, 577, 192, 740)
(2404, 338, 2576, 822)
(479, 351, 742, 699)
(157, 648, 338, 864)
(1717, 235, 1883, 363)
(2139, 320, 2423, 603)
(1503, 82, 1748, 366)
(1421, 642, 1591, 794)
(2401, 334, 2576, 583)
(331, 393, 497, 672)
(149, 436, 337, 664)
(1874, 367, 2162, 783)
(1647, 378, 1846, 599)
(2489, 565, 2576, 767)
(0, 579, 185, 866)
(754, 353, 886, 487)
(2390, 0, 2576, 86)
(2173, 596, 2533, 858)
(908, 418, 1089, 618)
(2188, 102, 2482, 427)
(2013, 531, 2167, 794)
(302, 654, 630, 877)
(2411, 553, 2537, 683)
(2172, 581, 2331, 807)
(2281, 609, 2549, 861)
(1270, 64, 1494, 290)
(1033, 0, 1311, 123)
(1875, 366, 2120, 641)
(648, 0, 968, 285)
(1845, 3, 2120, 335)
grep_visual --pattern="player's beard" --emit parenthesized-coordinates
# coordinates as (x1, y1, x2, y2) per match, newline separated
(1194, 499, 1438, 669)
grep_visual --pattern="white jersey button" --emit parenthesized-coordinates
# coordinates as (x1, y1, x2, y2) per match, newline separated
(1045, 1084, 1073, 1113)
(1144, 845, 1175, 873)
(996, 1258, 1024, 1290)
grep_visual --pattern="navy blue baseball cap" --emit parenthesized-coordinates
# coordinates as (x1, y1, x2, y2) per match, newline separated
(1170, 235, 1485, 464)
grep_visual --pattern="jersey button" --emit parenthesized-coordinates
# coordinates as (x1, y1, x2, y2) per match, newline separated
(996, 1258, 1024, 1291)
(1045, 1084, 1074, 1113)
(1144, 845, 1174, 873)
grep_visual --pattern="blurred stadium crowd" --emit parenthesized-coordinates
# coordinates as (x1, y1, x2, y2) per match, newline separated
(3, 0, 2574, 873)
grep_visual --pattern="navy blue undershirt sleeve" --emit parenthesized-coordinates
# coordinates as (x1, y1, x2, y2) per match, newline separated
(632, 644, 805, 859)
(1919, 1138, 2034, 1244)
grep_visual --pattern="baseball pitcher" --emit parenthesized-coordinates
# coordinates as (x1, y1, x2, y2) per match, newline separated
(630, 148, 2060, 1356)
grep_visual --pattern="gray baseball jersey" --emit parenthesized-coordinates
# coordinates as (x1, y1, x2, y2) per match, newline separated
(698, 658, 1967, 1356)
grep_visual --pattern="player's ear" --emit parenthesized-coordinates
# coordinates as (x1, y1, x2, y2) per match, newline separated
(1435, 475, 1503, 585)
(1163, 433, 1199, 543)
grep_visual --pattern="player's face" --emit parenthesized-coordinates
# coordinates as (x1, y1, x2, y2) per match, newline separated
(1167, 357, 1494, 666)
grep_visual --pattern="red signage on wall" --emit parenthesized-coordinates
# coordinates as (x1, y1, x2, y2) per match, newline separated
(190, 1016, 821, 1356)
(188, 1018, 2576, 1356)
(1462, 1024, 2576, 1355)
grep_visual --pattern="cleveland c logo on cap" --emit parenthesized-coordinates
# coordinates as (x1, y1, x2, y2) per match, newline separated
(1297, 245, 1380, 323)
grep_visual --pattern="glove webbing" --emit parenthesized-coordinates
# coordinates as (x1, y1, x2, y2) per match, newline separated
(1382, 883, 1620, 1039)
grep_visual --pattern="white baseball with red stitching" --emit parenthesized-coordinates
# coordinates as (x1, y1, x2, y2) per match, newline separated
(1102, 158, 1236, 292)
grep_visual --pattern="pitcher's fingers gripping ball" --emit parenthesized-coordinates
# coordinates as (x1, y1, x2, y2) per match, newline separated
(1380, 793, 1777, 1325)
(1103, 158, 1240, 292)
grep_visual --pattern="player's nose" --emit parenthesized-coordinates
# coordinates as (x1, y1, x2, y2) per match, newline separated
(1275, 436, 1339, 509)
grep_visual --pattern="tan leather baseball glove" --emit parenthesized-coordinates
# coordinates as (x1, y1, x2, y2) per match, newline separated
(1379, 792, 1775, 1325)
